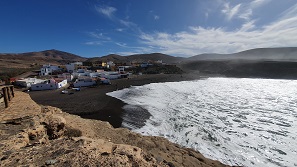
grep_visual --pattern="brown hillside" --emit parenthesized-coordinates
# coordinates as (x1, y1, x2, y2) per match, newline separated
(87, 53, 184, 64)
(0, 49, 86, 68)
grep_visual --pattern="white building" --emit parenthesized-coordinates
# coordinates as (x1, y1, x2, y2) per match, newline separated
(118, 66, 131, 73)
(73, 78, 96, 87)
(100, 71, 121, 80)
(72, 70, 90, 78)
(31, 79, 67, 91)
(15, 78, 45, 88)
(89, 72, 100, 78)
(106, 61, 115, 68)
(65, 62, 83, 73)
(40, 65, 60, 76)
(57, 73, 73, 82)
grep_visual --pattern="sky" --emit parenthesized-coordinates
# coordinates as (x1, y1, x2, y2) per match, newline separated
(0, 0, 297, 57)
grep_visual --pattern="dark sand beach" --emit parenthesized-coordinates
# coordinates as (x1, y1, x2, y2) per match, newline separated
(29, 73, 202, 128)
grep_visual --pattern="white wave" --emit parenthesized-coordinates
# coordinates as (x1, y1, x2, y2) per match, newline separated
(107, 78, 297, 167)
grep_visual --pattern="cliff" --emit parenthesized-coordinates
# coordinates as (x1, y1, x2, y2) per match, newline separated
(0, 91, 230, 167)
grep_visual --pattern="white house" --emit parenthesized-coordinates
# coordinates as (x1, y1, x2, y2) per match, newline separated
(55, 79, 68, 88)
(100, 71, 121, 80)
(15, 78, 45, 88)
(106, 61, 115, 68)
(118, 66, 131, 73)
(57, 73, 73, 82)
(30, 79, 67, 91)
(40, 65, 60, 76)
(89, 72, 100, 78)
(72, 71, 90, 78)
(140, 63, 152, 68)
(73, 78, 96, 87)
(65, 62, 83, 73)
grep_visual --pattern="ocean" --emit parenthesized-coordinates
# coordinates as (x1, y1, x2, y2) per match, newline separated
(107, 78, 297, 167)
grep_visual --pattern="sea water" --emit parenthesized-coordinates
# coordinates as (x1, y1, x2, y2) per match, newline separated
(107, 78, 297, 167)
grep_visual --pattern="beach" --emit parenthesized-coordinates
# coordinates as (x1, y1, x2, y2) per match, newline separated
(29, 73, 203, 128)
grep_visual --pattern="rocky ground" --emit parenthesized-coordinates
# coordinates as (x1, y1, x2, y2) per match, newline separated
(0, 91, 231, 167)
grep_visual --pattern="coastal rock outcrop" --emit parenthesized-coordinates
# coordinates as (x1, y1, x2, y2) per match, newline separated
(0, 91, 231, 167)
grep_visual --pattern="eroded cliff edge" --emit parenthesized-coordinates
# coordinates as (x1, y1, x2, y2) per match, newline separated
(0, 92, 230, 167)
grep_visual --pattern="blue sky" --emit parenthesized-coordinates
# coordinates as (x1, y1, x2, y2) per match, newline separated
(0, 0, 297, 57)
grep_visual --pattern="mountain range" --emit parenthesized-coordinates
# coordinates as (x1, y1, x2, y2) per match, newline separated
(1, 47, 297, 79)
(87, 53, 183, 64)
(1, 47, 297, 66)
(0, 49, 86, 68)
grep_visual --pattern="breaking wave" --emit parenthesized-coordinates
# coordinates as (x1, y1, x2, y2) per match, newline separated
(107, 78, 297, 167)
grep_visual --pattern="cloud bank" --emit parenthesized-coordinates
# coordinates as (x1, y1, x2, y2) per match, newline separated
(137, 1, 297, 57)
(139, 18, 297, 56)
(89, 1, 297, 57)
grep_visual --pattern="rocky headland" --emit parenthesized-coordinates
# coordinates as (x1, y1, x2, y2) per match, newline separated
(0, 91, 230, 167)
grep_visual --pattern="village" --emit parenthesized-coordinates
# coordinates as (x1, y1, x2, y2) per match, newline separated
(6, 59, 179, 94)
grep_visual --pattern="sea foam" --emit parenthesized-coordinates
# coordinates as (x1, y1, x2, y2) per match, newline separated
(107, 78, 297, 167)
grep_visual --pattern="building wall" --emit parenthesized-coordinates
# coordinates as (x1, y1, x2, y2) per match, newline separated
(31, 79, 67, 91)
(73, 80, 96, 87)
(40, 65, 60, 76)
(31, 82, 57, 91)
(57, 79, 67, 88)
(15, 78, 45, 88)
(101, 72, 121, 80)
(66, 64, 75, 73)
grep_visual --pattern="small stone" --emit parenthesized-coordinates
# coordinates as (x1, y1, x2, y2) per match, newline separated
(156, 156, 163, 163)
(167, 162, 175, 167)
(101, 152, 109, 156)
(1, 156, 8, 161)
(45, 159, 57, 165)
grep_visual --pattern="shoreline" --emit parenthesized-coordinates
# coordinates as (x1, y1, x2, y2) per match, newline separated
(29, 73, 203, 128)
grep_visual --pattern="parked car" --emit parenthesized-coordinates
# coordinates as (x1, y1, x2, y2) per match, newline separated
(61, 90, 68, 94)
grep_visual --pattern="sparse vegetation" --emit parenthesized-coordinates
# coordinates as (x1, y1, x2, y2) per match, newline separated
(0, 67, 37, 81)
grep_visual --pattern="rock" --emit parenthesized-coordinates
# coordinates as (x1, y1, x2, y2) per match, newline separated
(44, 115, 66, 140)
(45, 159, 57, 165)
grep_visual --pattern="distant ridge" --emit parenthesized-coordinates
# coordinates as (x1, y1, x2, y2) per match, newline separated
(87, 53, 184, 64)
(0, 49, 87, 71)
(180, 47, 297, 79)
(86, 47, 297, 63)
(188, 47, 297, 61)
(0, 49, 86, 63)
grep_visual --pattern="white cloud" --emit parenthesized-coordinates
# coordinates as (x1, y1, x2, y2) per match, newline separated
(113, 44, 155, 55)
(95, 6, 117, 18)
(239, 20, 256, 31)
(120, 19, 137, 27)
(87, 32, 111, 40)
(239, 9, 252, 21)
(221, 3, 241, 20)
(84, 41, 101, 45)
(220, 0, 271, 21)
(115, 42, 127, 47)
(279, 2, 297, 20)
(114, 51, 140, 56)
(116, 28, 124, 32)
(154, 15, 160, 20)
(250, 0, 271, 9)
(139, 14, 297, 57)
